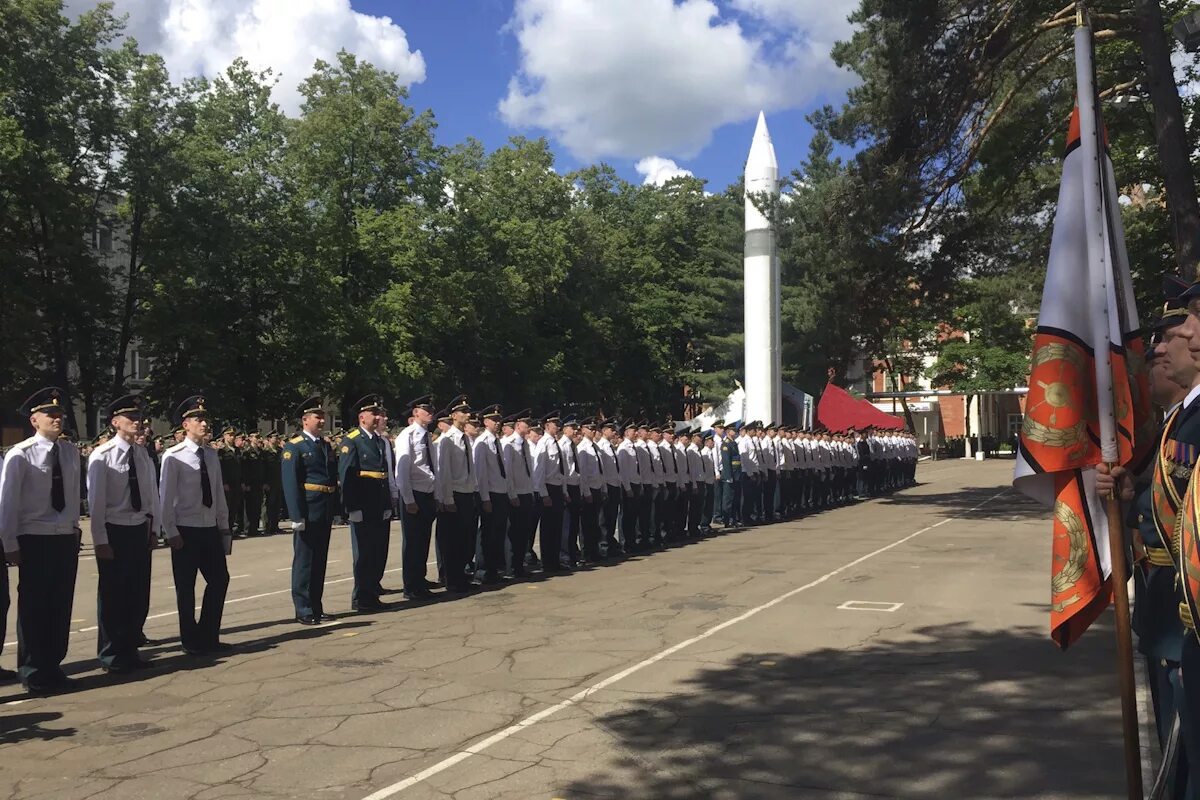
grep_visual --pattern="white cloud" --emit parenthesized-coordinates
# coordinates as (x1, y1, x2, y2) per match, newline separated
(499, 0, 856, 161)
(67, 0, 425, 114)
(635, 156, 694, 186)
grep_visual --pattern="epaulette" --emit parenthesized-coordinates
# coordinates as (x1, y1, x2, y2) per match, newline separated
(346, 428, 361, 439)
(166, 441, 189, 454)
(93, 438, 118, 455)
(289, 435, 304, 444)
(12, 436, 38, 451)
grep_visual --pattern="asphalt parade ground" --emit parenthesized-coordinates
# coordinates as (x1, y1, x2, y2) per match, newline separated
(0, 460, 1126, 800)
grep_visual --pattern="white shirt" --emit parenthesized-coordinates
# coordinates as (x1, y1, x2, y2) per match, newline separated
(159, 438, 229, 538)
(87, 436, 159, 545)
(577, 438, 604, 491)
(435, 425, 478, 503)
(0, 434, 82, 551)
(559, 435, 581, 487)
(633, 439, 653, 485)
(686, 443, 703, 486)
(473, 428, 510, 497)
(596, 436, 621, 488)
(616, 438, 639, 491)
(738, 435, 760, 475)
(533, 433, 565, 494)
(502, 432, 534, 498)
(659, 440, 679, 484)
(395, 422, 436, 505)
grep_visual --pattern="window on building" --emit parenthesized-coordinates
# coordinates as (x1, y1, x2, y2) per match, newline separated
(130, 349, 153, 383)
(98, 225, 113, 252)
(1007, 414, 1023, 440)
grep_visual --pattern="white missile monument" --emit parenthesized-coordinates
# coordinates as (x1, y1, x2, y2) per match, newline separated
(743, 111, 782, 424)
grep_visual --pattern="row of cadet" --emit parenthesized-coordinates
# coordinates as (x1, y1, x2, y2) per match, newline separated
(0, 388, 916, 696)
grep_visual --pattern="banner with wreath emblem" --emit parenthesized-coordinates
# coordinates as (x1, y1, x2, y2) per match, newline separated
(1013, 107, 1149, 650)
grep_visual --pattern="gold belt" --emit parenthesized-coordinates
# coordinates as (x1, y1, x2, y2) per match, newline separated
(1182, 602, 1195, 631)
(359, 470, 387, 479)
(304, 483, 336, 494)
(1145, 546, 1175, 568)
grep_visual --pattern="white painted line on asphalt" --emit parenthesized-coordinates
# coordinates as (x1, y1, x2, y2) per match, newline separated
(837, 601, 903, 612)
(275, 567, 291, 572)
(230, 574, 250, 580)
(359, 488, 1011, 800)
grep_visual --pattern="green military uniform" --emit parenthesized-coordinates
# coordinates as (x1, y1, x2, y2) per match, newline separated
(242, 440, 264, 536)
(217, 433, 243, 535)
(719, 433, 742, 526)
(263, 437, 283, 535)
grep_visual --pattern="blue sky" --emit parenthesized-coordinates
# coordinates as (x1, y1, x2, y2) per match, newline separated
(69, 0, 859, 190)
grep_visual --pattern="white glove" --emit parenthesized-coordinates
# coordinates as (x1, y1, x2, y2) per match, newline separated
(348, 510, 364, 523)
(292, 520, 306, 532)
(381, 509, 392, 521)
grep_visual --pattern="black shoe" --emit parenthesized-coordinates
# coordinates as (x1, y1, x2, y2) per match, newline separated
(481, 572, 504, 585)
(296, 614, 319, 626)
(379, 587, 404, 595)
(318, 613, 336, 622)
(353, 601, 392, 613)
(182, 643, 207, 656)
(0, 667, 16, 684)
(510, 568, 527, 580)
(139, 635, 160, 647)
(101, 662, 136, 675)
(404, 588, 436, 600)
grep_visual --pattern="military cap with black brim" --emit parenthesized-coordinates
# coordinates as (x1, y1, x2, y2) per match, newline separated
(447, 394, 470, 414)
(20, 387, 67, 417)
(350, 393, 385, 415)
(405, 394, 435, 415)
(298, 395, 325, 418)
(542, 410, 561, 425)
(173, 394, 209, 426)
(107, 393, 144, 421)
(480, 403, 504, 421)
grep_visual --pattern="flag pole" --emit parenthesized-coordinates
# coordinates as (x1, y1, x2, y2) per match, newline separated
(1075, 3, 1144, 797)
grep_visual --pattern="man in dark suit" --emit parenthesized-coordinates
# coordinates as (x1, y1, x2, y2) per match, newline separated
(337, 394, 394, 613)
(281, 397, 337, 625)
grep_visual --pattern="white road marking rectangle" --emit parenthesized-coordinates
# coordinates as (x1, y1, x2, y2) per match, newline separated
(837, 601, 904, 612)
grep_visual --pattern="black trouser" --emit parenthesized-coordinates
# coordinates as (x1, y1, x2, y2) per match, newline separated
(15, 534, 78, 688)
(97, 522, 152, 669)
(171, 525, 228, 652)
(225, 486, 244, 532)
(622, 485, 643, 550)
(764, 471, 777, 521)
(507, 493, 535, 573)
(349, 517, 388, 606)
(565, 484, 583, 562)
(266, 482, 283, 533)
(538, 484, 565, 568)
(658, 484, 676, 540)
(602, 486, 622, 552)
(643, 485, 660, 545)
(401, 490, 436, 591)
(674, 485, 689, 538)
(292, 516, 332, 618)
(0, 562, 8, 661)
(581, 489, 603, 560)
(446, 491, 478, 589)
(482, 491, 510, 577)
(687, 487, 703, 534)
(740, 475, 757, 522)
(244, 487, 263, 535)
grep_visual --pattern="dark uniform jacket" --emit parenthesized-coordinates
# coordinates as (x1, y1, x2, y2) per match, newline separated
(719, 438, 741, 482)
(337, 427, 392, 520)
(281, 433, 338, 522)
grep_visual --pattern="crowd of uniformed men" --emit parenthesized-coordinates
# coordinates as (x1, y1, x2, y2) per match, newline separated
(0, 387, 916, 696)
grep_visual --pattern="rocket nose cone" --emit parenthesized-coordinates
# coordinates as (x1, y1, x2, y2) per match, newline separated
(746, 111, 778, 172)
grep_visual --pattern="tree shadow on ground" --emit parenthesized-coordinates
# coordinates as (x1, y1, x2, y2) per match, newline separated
(875, 483, 1045, 522)
(565, 619, 1124, 799)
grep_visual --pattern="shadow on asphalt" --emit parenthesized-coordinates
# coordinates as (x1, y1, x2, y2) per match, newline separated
(0, 712, 75, 745)
(877, 483, 1044, 522)
(564, 619, 1122, 799)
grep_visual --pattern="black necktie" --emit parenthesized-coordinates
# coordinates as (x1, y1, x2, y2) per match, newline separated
(494, 438, 506, 478)
(669, 448, 677, 471)
(423, 431, 436, 476)
(597, 445, 605, 475)
(49, 442, 65, 512)
(127, 447, 142, 512)
(199, 448, 213, 507)
(555, 442, 565, 475)
(634, 447, 640, 475)
(521, 438, 531, 476)
(569, 440, 578, 472)
(462, 435, 471, 474)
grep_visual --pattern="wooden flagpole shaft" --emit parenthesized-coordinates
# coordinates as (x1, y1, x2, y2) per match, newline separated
(1104, 486, 1144, 799)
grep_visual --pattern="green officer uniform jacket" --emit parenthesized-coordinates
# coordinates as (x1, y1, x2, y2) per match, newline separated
(281, 433, 337, 522)
(337, 426, 391, 521)
(719, 438, 741, 483)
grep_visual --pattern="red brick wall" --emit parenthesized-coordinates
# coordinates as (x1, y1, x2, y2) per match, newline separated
(940, 397, 966, 437)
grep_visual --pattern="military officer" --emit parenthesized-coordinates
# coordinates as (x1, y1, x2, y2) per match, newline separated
(159, 395, 231, 656)
(262, 433, 284, 535)
(720, 425, 742, 528)
(395, 394, 438, 599)
(0, 388, 83, 694)
(434, 395, 479, 593)
(242, 432, 264, 536)
(616, 421, 642, 552)
(700, 432, 717, 533)
(337, 393, 394, 612)
(501, 410, 536, 578)
(596, 420, 623, 556)
(738, 422, 760, 524)
(533, 411, 568, 572)
(87, 393, 159, 672)
(475, 404, 512, 584)
(217, 426, 243, 536)
(281, 397, 337, 625)
(710, 421, 726, 525)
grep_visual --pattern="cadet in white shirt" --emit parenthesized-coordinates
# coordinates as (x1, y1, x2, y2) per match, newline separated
(501, 410, 537, 578)
(474, 404, 511, 584)
(575, 419, 604, 562)
(617, 422, 643, 551)
(647, 425, 668, 545)
(159, 394, 232, 656)
(433, 395, 479, 593)
(657, 426, 680, 541)
(685, 433, 704, 536)
(700, 433, 717, 532)
(0, 387, 83, 693)
(738, 422, 761, 524)
(596, 420, 623, 556)
(88, 393, 160, 673)
(395, 395, 438, 599)
(532, 412, 568, 572)
(633, 423, 657, 550)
